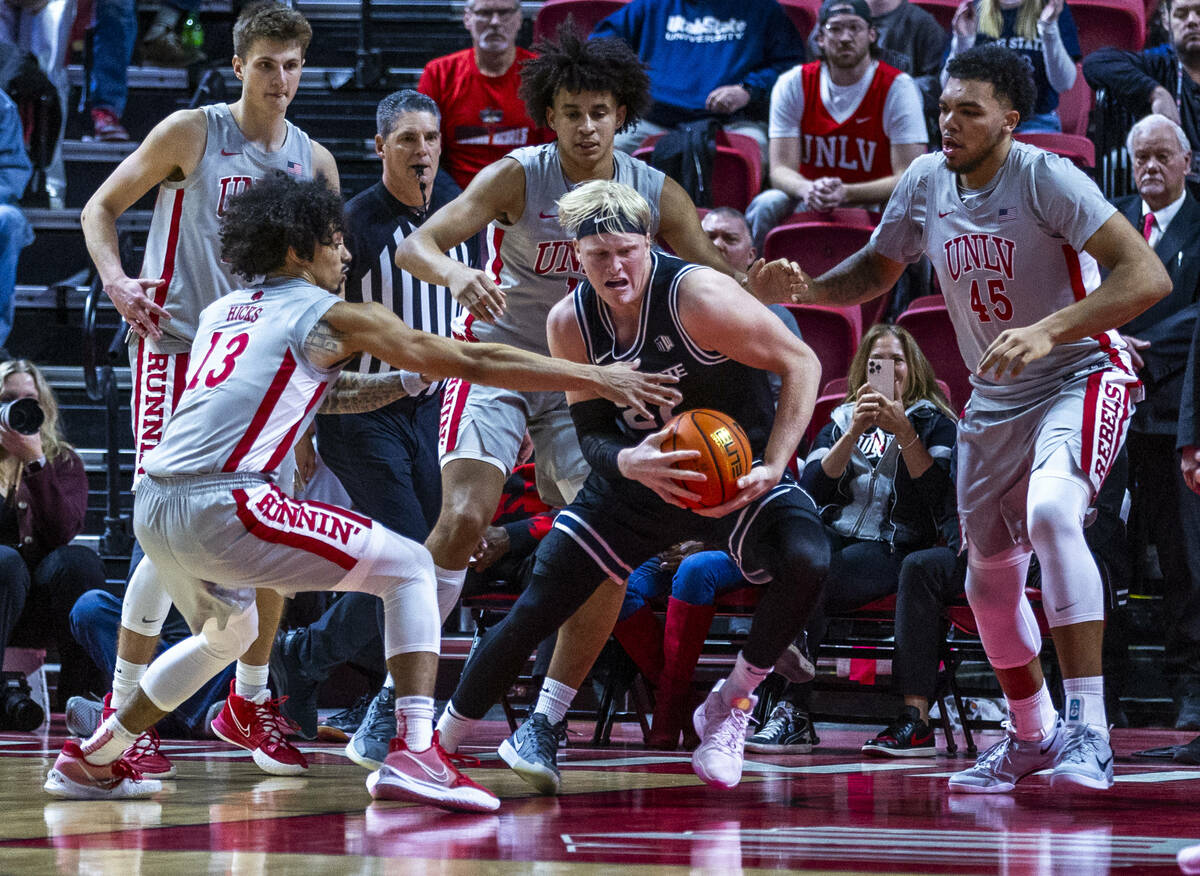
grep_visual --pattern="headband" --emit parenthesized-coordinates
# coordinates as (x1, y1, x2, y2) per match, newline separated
(574, 214, 649, 240)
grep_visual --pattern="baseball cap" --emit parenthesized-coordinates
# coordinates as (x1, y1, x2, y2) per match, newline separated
(819, 0, 873, 26)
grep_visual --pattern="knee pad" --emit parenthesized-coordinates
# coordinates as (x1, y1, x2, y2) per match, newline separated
(966, 543, 1041, 670)
(1027, 471, 1105, 627)
(203, 604, 260, 662)
(120, 559, 175, 637)
(140, 606, 256, 712)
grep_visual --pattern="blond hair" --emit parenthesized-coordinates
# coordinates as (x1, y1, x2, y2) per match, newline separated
(556, 179, 651, 239)
(0, 359, 72, 496)
(977, 0, 1040, 43)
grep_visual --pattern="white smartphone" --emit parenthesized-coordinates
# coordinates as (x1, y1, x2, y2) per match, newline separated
(866, 357, 895, 401)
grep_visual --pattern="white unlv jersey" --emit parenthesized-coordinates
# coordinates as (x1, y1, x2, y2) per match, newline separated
(459, 143, 665, 356)
(141, 277, 339, 477)
(140, 103, 314, 353)
(873, 142, 1124, 390)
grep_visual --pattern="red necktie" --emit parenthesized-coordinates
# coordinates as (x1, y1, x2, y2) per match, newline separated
(1143, 212, 1155, 241)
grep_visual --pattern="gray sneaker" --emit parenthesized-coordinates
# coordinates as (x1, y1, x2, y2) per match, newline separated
(345, 686, 396, 770)
(1049, 723, 1114, 790)
(318, 693, 372, 742)
(498, 713, 567, 795)
(948, 720, 1065, 793)
(64, 696, 103, 737)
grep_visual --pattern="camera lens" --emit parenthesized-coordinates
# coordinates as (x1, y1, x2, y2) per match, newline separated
(0, 398, 44, 435)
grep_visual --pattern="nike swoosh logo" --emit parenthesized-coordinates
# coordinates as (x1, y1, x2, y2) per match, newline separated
(855, 117, 872, 124)
(401, 749, 451, 782)
(939, 210, 955, 218)
(539, 211, 557, 219)
(1040, 738, 1057, 755)
(1054, 600, 1078, 613)
(230, 705, 253, 738)
(1097, 756, 1113, 770)
(141, 616, 158, 625)
(221, 149, 242, 156)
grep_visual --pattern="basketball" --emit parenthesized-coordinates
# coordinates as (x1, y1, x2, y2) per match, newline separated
(662, 408, 753, 509)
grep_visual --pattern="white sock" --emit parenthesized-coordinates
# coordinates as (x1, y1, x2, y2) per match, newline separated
(81, 715, 139, 765)
(235, 661, 270, 699)
(533, 678, 575, 725)
(396, 695, 435, 751)
(722, 652, 770, 708)
(111, 658, 147, 710)
(1008, 682, 1059, 741)
(434, 565, 467, 624)
(435, 702, 478, 753)
(1063, 676, 1108, 737)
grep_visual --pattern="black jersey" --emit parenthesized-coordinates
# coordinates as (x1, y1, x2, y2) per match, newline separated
(572, 252, 777, 455)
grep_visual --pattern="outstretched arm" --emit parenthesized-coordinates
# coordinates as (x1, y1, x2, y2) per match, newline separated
(792, 241, 907, 307)
(317, 370, 426, 414)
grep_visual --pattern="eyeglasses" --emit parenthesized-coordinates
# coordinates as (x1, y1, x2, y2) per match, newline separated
(469, 6, 521, 21)
(822, 21, 868, 36)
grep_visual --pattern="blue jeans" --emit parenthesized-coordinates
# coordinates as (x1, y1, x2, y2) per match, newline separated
(620, 550, 747, 619)
(1016, 110, 1062, 133)
(70, 589, 233, 737)
(0, 205, 32, 346)
(87, 0, 136, 115)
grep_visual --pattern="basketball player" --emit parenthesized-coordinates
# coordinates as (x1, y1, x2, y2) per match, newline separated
(44, 174, 679, 806)
(396, 27, 803, 790)
(78, 2, 339, 776)
(432, 179, 829, 792)
(772, 44, 1170, 792)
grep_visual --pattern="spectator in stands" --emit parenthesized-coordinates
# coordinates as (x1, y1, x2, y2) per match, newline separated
(744, 0, 927, 250)
(745, 324, 957, 753)
(944, 0, 1080, 132)
(592, 0, 803, 158)
(1, 0, 74, 204)
(807, 0, 948, 140)
(418, 0, 551, 190)
(0, 359, 110, 708)
(1114, 114, 1200, 731)
(84, 0, 136, 140)
(0, 90, 31, 347)
(270, 90, 478, 771)
(1084, 0, 1200, 188)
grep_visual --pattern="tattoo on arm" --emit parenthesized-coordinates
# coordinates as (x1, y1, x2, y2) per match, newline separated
(319, 371, 412, 414)
(815, 247, 886, 306)
(303, 319, 353, 370)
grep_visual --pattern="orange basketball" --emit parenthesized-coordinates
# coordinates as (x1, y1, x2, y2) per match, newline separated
(662, 408, 753, 509)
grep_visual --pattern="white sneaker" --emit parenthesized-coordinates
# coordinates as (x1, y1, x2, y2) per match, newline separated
(948, 720, 1064, 793)
(691, 679, 756, 789)
(1049, 723, 1114, 791)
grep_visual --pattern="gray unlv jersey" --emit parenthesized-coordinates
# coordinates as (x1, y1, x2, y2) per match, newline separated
(140, 103, 315, 354)
(873, 142, 1124, 391)
(459, 143, 665, 356)
(141, 277, 339, 477)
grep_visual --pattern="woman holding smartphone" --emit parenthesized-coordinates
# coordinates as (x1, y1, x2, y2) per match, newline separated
(745, 324, 958, 754)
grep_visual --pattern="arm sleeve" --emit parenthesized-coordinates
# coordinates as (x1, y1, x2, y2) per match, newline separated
(1038, 16, 1078, 96)
(768, 67, 805, 140)
(1082, 47, 1166, 110)
(569, 398, 632, 479)
(870, 155, 931, 264)
(882, 74, 929, 144)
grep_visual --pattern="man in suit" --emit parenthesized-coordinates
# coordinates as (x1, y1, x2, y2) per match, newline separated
(1116, 113, 1200, 731)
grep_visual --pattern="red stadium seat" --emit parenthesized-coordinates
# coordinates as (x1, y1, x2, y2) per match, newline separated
(633, 131, 762, 211)
(1057, 63, 1092, 138)
(1069, 0, 1146, 56)
(785, 303, 861, 396)
(903, 294, 945, 313)
(533, 0, 629, 41)
(777, 0, 823, 38)
(910, 0, 958, 30)
(1014, 131, 1096, 169)
(823, 376, 850, 397)
(895, 300, 972, 413)
(804, 391, 845, 447)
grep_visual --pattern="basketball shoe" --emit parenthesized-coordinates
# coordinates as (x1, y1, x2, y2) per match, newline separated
(319, 693, 371, 742)
(1049, 723, 1114, 790)
(1179, 843, 1200, 875)
(44, 740, 163, 800)
(861, 706, 936, 757)
(367, 733, 500, 813)
(744, 701, 819, 753)
(948, 719, 1065, 793)
(692, 679, 756, 789)
(498, 713, 567, 795)
(210, 681, 309, 775)
(65, 693, 176, 780)
(345, 685, 395, 770)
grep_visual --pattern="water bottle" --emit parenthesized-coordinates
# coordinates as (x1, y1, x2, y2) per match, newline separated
(181, 14, 205, 52)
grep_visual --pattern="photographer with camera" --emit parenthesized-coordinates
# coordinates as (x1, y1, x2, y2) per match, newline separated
(0, 359, 108, 727)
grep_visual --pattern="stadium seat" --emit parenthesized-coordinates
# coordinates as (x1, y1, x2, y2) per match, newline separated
(777, 0, 823, 38)
(903, 294, 945, 313)
(895, 301, 972, 412)
(1014, 131, 1096, 169)
(1056, 63, 1092, 138)
(1069, 0, 1146, 56)
(804, 391, 845, 447)
(633, 131, 762, 211)
(533, 0, 629, 41)
(910, 0, 957, 30)
(785, 303, 861, 404)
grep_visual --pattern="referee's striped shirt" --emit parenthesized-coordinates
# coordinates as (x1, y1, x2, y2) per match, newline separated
(341, 173, 478, 396)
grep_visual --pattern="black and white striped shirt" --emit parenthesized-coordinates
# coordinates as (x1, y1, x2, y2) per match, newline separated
(341, 173, 478, 395)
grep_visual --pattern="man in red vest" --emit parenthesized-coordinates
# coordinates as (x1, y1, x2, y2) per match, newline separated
(745, 0, 926, 249)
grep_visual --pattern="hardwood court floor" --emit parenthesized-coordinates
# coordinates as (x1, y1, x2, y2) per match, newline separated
(2, 721, 1199, 874)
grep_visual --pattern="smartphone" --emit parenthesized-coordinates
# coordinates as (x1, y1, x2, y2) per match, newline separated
(866, 357, 895, 401)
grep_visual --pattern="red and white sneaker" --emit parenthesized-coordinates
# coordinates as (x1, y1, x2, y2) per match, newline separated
(44, 740, 162, 800)
(210, 681, 309, 776)
(98, 693, 176, 780)
(366, 733, 500, 813)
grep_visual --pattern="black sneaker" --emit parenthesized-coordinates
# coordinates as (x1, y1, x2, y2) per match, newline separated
(862, 706, 936, 757)
(318, 693, 372, 742)
(498, 713, 567, 794)
(268, 630, 320, 740)
(744, 701, 818, 753)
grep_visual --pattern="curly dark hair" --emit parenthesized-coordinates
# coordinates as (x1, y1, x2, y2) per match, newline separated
(219, 173, 343, 281)
(945, 44, 1035, 123)
(518, 23, 650, 134)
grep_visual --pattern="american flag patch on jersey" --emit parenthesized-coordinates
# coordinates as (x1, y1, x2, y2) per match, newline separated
(998, 207, 1017, 222)
(286, 161, 303, 175)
